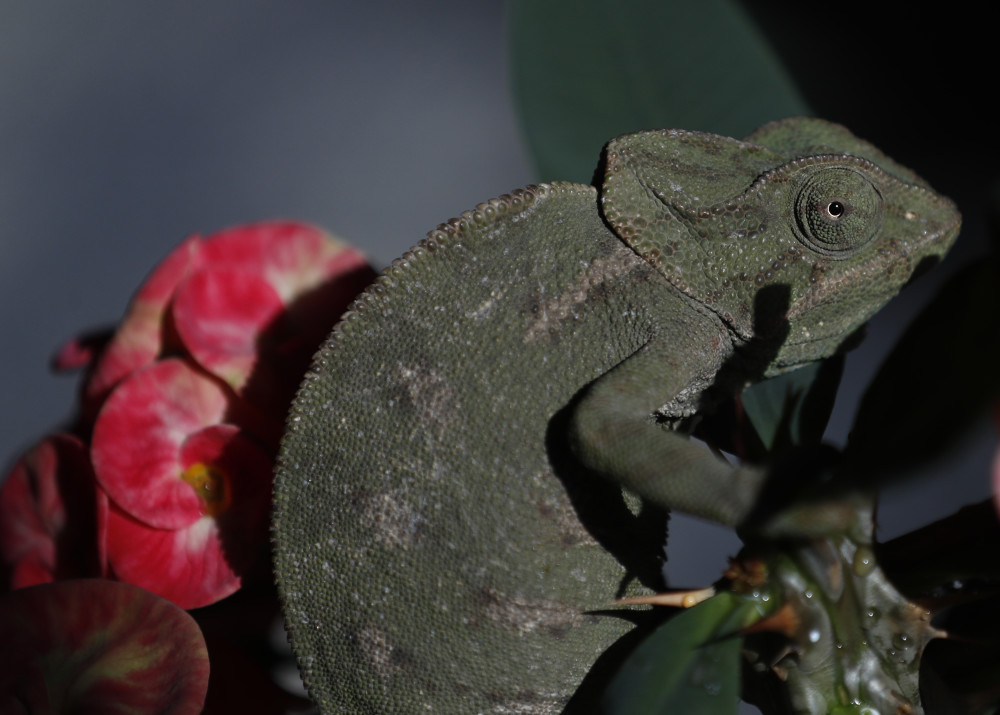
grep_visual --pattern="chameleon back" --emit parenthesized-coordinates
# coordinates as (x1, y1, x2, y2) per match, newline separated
(272, 183, 681, 712)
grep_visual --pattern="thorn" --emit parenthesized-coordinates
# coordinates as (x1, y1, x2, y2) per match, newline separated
(898, 602, 947, 641)
(928, 627, 995, 647)
(929, 626, 949, 641)
(912, 584, 1000, 614)
(770, 659, 790, 681)
(616, 587, 715, 609)
(767, 643, 798, 680)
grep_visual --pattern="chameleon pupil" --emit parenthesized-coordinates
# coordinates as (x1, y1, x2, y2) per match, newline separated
(827, 201, 845, 218)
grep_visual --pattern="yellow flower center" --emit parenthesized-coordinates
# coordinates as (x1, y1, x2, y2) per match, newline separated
(181, 462, 231, 517)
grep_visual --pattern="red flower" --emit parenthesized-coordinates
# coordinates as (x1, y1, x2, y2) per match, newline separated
(171, 222, 375, 412)
(68, 222, 374, 422)
(93, 359, 272, 608)
(0, 434, 105, 590)
(1, 219, 377, 709)
(0, 579, 209, 714)
(6, 221, 375, 611)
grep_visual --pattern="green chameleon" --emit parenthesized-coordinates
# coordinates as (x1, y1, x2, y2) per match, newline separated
(272, 117, 960, 713)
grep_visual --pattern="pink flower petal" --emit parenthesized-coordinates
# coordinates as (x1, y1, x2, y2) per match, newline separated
(0, 434, 103, 589)
(0, 579, 209, 714)
(200, 222, 370, 303)
(50, 327, 115, 372)
(172, 222, 375, 413)
(171, 268, 285, 390)
(198, 222, 377, 355)
(106, 508, 243, 609)
(100, 415, 271, 607)
(92, 359, 234, 529)
(105, 466, 270, 610)
(82, 236, 203, 417)
(274, 257, 377, 357)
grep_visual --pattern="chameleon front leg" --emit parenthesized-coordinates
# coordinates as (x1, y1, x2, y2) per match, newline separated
(568, 337, 765, 528)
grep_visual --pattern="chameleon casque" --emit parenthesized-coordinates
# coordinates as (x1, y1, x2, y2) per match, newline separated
(272, 118, 960, 712)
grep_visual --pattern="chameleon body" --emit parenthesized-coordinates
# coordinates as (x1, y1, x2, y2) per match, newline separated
(272, 118, 959, 712)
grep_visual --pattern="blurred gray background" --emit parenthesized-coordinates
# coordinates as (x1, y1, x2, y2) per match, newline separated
(1, 6, 994, 707)
(0, 3, 527, 456)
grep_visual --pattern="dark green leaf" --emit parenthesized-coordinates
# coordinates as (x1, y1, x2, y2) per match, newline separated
(741, 357, 844, 453)
(508, 0, 809, 182)
(603, 593, 754, 714)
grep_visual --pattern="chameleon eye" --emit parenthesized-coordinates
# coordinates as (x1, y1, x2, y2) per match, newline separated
(795, 168, 884, 257)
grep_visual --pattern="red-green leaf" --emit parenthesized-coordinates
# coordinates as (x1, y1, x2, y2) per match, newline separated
(0, 579, 209, 714)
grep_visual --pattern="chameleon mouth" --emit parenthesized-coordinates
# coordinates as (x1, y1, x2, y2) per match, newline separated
(788, 188, 961, 324)
(780, 191, 960, 357)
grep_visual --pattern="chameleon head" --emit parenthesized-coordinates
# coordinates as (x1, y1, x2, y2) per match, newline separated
(759, 153, 960, 370)
(600, 117, 961, 372)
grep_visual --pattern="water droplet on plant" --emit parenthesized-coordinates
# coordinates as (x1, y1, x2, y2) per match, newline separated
(852, 545, 876, 577)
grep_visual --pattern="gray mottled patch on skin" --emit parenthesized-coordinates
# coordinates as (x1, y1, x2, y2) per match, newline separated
(356, 625, 402, 680)
(360, 490, 426, 550)
(524, 251, 644, 343)
(396, 363, 459, 436)
(465, 286, 507, 321)
(480, 587, 584, 637)
(536, 492, 598, 548)
(487, 690, 566, 714)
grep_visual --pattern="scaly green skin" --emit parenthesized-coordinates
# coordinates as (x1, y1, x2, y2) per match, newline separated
(272, 118, 960, 713)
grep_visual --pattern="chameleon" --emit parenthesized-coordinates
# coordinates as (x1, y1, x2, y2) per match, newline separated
(271, 118, 960, 713)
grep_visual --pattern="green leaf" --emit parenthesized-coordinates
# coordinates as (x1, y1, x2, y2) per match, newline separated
(740, 357, 844, 453)
(603, 593, 755, 714)
(508, 0, 809, 182)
